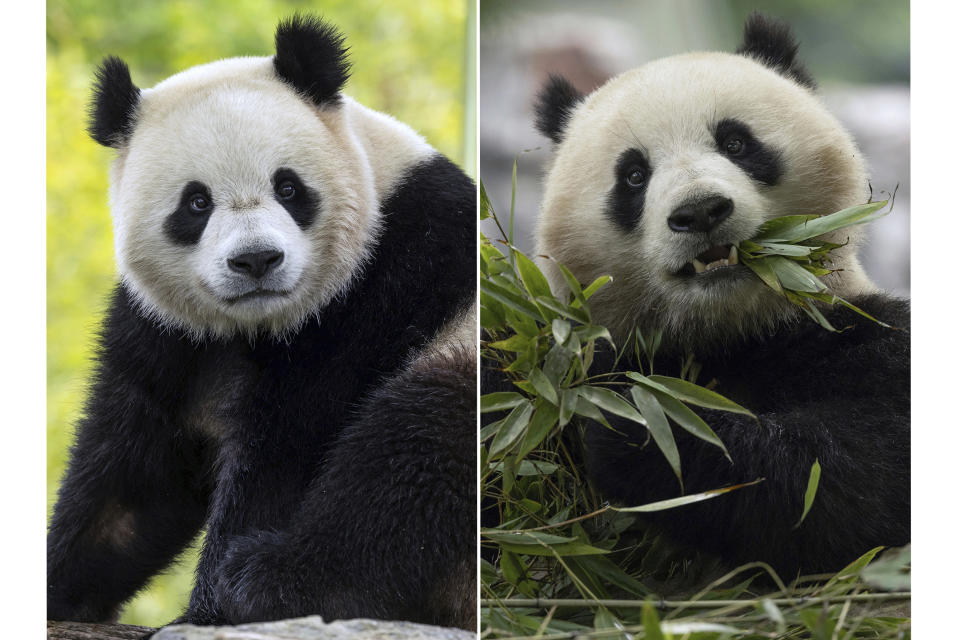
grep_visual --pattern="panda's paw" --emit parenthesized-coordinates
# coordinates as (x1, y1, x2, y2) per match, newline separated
(214, 530, 308, 623)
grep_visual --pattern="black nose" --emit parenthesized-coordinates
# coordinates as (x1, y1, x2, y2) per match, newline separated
(667, 196, 734, 233)
(227, 250, 284, 279)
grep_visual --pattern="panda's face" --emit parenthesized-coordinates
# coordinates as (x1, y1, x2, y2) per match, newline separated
(110, 58, 376, 338)
(538, 53, 871, 349)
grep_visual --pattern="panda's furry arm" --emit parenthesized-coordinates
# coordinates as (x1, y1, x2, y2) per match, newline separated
(47, 285, 212, 621)
(585, 294, 910, 576)
(211, 348, 477, 628)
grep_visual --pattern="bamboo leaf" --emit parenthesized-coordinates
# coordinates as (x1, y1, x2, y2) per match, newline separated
(559, 388, 578, 427)
(528, 367, 559, 406)
(579, 385, 647, 426)
(581, 274, 613, 301)
(480, 278, 544, 321)
(766, 256, 828, 293)
(499, 541, 610, 557)
(514, 250, 554, 300)
(480, 392, 527, 413)
(613, 478, 764, 512)
(795, 458, 821, 528)
(652, 389, 730, 460)
(647, 375, 756, 417)
(552, 318, 571, 344)
(754, 200, 888, 243)
(642, 601, 666, 640)
(630, 385, 682, 489)
(516, 401, 559, 460)
(489, 401, 534, 457)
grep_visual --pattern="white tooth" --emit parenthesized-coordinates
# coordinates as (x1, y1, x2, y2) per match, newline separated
(728, 245, 739, 265)
(693, 259, 706, 274)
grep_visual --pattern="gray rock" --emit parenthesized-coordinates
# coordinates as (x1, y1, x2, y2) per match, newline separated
(153, 617, 476, 640)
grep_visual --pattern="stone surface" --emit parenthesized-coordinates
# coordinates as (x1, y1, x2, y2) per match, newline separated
(153, 617, 476, 640)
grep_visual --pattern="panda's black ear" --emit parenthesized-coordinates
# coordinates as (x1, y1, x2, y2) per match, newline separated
(534, 74, 585, 145)
(735, 12, 816, 89)
(274, 14, 352, 107)
(88, 56, 141, 148)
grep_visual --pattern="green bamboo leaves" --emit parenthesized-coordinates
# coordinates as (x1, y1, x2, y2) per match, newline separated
(738, 200, 894, 331)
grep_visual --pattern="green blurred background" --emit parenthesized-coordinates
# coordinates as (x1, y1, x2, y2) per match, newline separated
(47, 0, 473, 626)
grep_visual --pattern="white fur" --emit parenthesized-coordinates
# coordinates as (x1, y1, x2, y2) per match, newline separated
(537, 52, 876, 350)
(109, 56, 434, 339)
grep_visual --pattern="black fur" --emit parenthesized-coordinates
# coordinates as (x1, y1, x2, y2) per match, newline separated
(47, 154, 477, 627)
(273, 15, 351, 107)
(534, 74, 584, 144)
(163, 181, 215, 246)
(584, 295, 910, 576)
(271, 167, 320, 229)
(713, 118, 783, 186)
(88, 56, 141, 147)
(606, 148, 652, 232)
(736, 12, 816, 89)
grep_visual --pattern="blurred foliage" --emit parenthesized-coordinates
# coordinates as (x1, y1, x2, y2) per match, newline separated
(480, 0, 908, 84)
(47, 0, 469, 627)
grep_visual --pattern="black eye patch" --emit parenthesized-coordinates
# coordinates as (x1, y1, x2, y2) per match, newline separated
(713, 118, 783, 186)
(605, 148, 651, 232)
(272, 167, 320, 229)
(164, 181, 214, 245)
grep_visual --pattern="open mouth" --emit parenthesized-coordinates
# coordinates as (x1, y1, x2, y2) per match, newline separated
(677, 244, 740, 276)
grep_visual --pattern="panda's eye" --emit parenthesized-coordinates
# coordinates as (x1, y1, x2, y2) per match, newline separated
(276, 181, 297, 200)
(625, 167, 646, 187)
(189, 194, 211, 213)
(724, 136, 745, 156)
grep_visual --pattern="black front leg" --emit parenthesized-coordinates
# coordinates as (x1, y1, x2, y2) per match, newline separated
(47, 295, 211, 621)
(213, 350, 477, 629)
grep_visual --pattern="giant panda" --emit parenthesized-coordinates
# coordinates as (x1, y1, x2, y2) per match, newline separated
(531, 14, 909, 576)
(46, 16, 477, 629)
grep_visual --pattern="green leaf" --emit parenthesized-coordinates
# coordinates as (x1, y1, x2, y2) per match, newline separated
(528, 367, 559, 405)
(559, 388, 578, 427)
(861, 544, 910, 591)
(552, 318, 571, 345)
(516, 401, 559, 460)
(824, 546, 885, 589)
(581, 274, 613, 301)
(551, 260, 590, 319)
(614, 478, 764, 512)
(629, 385, 682, 489)
(744, 255, 783, 294)
(483, 530, 577, 545)
(754, 200, 888, 243)
(765, 256, 828, 293)
(642, 601, 666, 640)
(479, 179, 493, 220)
(499, 541, 610, 556)
(579, 385, 647, 426)
(534, 295, 590, 324)
(751, 241, 818, 257)
(573, 395, 612, 429)
(487, 333, 531, 352)
(626, 381, 729, 459)
(488, 401, 534, 458)
(795, 458, 821, 528)
(480, 392, 526, 413)
(646, 375, 755, 417)
(480, 278, 543, 321)
(514, 250, 553, 300)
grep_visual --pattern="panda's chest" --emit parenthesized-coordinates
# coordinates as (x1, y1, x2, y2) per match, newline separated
(183, 348, 257, 441)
